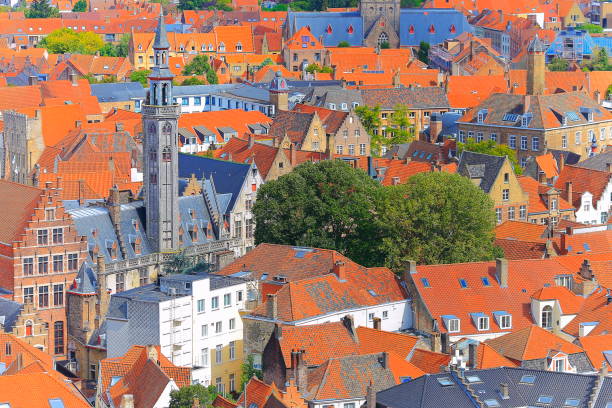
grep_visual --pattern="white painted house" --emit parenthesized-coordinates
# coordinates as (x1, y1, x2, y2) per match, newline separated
(555, 165, 612, 225)
(106, 272, 248, 390)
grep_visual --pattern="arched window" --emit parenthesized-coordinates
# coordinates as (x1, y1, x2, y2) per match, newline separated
(378, 32, 389, 46)
(541, 305, 553, 329)
(162, 122, 172, 135)
(347, 25, 354, 34)
(162, 146, 172, 162)
(151, 84, 157, 105)
(449, 24, 456, 33)
(161, 83, 168, 105)
(409, 25, 415, 34)
(429, 24, 436, 34)
(218, 42, 226, 52)
(25, 320, 33, 336)
(326, 24, 333, 34)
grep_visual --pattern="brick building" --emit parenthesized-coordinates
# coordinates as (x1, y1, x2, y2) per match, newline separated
(282, 26, 325, 72)
(0, 178, 87, 358)
(457, 36, 612, 167)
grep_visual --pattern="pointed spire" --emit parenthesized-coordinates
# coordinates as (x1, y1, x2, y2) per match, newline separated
(527, 34, 546, 53)
(153, 9, 170, 49)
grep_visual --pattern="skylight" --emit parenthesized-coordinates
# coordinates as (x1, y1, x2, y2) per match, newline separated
(459, 279, 468, 288)
(110, 376, 122, 386)
(421, 278, 431, 288)
(481, 277, 490, 286)
(484, 400, 500, 408)
(436, 377, 454, 387)
(566, 111, 580, 121)
(368, 289, 377, 296)
(502, 113, 519, 122)
(519, 374, 536, 384)
(260, 273, 268, 280)
(466, 375, 482, 383)
(537, 396, 553, 404)
(564, 399, 580, 407)
(48, 399, 65, 408)
(583, 243, 591, 252)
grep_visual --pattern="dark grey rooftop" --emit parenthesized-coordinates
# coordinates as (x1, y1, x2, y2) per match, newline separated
(0, 297, 22, 331)
(457, 151, 507, 194)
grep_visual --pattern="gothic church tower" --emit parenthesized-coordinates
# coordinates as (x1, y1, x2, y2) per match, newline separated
(142, 12, 180, 252)
(360, 0, 401, 47)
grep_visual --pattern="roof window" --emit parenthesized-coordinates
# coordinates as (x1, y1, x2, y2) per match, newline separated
(421, 278, 430, 288)
(564, 399, 580, 407)
(537, 396, 553, 405)
(459, 279, 468, 288)
(326, 24, 333, 34)
(48, 399, 65, 408)
(519, 374, 536, 384)
(466, 375, 482, 383)
(436, 377, 454, 387)
(429, 24, 435, 33)
(502, 113, 519, 122)
(565, 111, 580, 121)
(484, 400, 500, 408)
(368, 289, 377, 296)
(481, 277, 490, 286)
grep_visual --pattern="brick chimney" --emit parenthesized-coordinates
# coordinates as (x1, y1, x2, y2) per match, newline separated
(266, 293, 278, 320)
(69, 72, 78, 86)
(428, 113, 443, 142)
(289, 143, 297, 166)
(496, 258, 508, 288)
(366, 381, 376, 408)
(146, 345, 159, 363)
(248, 133, 255, 149)
(468, 343, 477, 368)
(96, 255, 110, 325)
(333, 260, 346, 280)
(294, 350, 308, 392)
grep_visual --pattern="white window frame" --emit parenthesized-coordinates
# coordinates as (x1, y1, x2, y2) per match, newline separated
(499, 315, 512, 329)
(478, 316, 490, 331)
(447, 318, 460, 333)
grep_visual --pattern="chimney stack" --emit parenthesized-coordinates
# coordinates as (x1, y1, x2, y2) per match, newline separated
(366, 382, 376, 408)
(565, 181, 573, 205)
(468, 343, 477, 369)
(341, 314, 356, 338)
(266, 293, 278, 320)
(69, 72, 78, 86)
(96, 254, 110, 320)
(248, 133, 255, 149)
(275, 323, 283, 339)
(28, 75, 38, 86)
(441, 332, 449, 354)
(432, 332, 441, 353)
(606, 163, 611, 173)
(294, 350, 307, 392)
(496, 258, 508, 288)
(333, 260, 346, 280)
(146, 345, 159, 363)
(500, 383, 509, 400)
(290, 143, 297, 166)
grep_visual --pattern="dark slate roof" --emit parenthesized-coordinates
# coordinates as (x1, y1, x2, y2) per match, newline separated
(361, 87, 450, 110)
(0, 297, 22, 332)
(67, 262, 98, 295)
(549, 149, 581, 166)
(304, 86, 363, 109)
(398, 9, 472, 47)
(376, 367, 612, 408)
(527, 34, 547, 53)
(69, 206, 124, 264)
(457, 151, 506, 193)
(286, 11, 364, 47)
(576, 151, 612, 172)
(268, 111, 315, 145)
(90, 82, 146, 103)
(422, 112, 461, 140)
(178, 153, 251, 213)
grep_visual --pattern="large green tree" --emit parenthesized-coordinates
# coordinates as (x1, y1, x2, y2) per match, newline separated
(547, 56, 569, 72)
(72, 0, 87, 11)
(26, 0, 59, 18)
(254, 161, 501, 269)
(99, 34, 130, 57)
(457, 139, 522, 175)
(38, 28, 103, 54)
(253, 160, 386, 267)
(169, 384, 218, 408)
(378, 172, 502, 268)
(130, 69, 151, 86)
(182, 55, 219, 84)
(355, 104, 414, 156)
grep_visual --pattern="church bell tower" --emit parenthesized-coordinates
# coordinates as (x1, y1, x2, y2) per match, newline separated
(142, 11, 180, 253)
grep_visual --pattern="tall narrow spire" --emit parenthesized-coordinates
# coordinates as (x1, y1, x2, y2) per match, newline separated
(153, 9, 170, 49)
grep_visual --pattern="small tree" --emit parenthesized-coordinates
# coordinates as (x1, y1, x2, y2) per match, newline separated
(240, 355, 262, 391)
(26, 0, 59, 18)
(38, 28, 103, 54)
(576, 23, 603, 34)
(387, 104, 414, 145)
(417, 41, 429, 64)
(457, 139, 522, 175)
(547, 57, 569, 71)
(169, 384, 218, 408)
(164, 251, 193, 275)
(130, 69, 151, 86)
(338, 41, 350, 47)
(72, 0, 87, 11)
(182, 76, 206, 85)
(354, 105, 382, 155)
(380, 41, 390, 49)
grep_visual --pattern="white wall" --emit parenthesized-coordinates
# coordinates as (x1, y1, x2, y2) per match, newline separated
(574, 179, 612, 224)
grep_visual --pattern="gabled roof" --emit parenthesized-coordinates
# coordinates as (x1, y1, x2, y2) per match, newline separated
(486, 325, 584, 361)
(560, 287, 612, 338)
(578, 334, 612, 370)
(268, 110, 316, 146)
(285, 26, 324, 50)
(494, 221, 548, 243)
(531, 286, 584, 314)
(249, 264, 406, 323)
(474, 343, 519, 369)
(408, 348, 451, 374)
(554, 165, 611, 208)
(518, 176, 574, 214)
(457, 150, 506, 193)
(0, 372, 90, 408)
(494, 238, 548, 260)
(0, 180, 42, 244)
(293, 103, 348, 134)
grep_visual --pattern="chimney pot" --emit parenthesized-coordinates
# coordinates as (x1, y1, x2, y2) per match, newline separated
(266, 293, 278, 320)
(500, 383, 509, 400)
(333, 260, 346, 280)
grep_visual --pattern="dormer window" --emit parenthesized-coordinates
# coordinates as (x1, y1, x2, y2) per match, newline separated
(218, 42, 226, 52)
(494, 311, 512, 329)
(478, 316, 489, 330)
(449, 24, 456, 33)
(409, 25, 415, 34)
(477, 109, 487, 123)
(442, 315, 460, 333)
(326, 24, 333, 34)
(429, 24, 435, 34)
(236, 42, 242, 52)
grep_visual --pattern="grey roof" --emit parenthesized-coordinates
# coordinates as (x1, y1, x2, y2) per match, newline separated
(361, 87, 450, 110)
(90, 82, 146, 103)
(423, 112, 461, 141)
(576, 150, 612, 171)
(376, 367, 612, 408)
(67, 262, 98, 295)
(171, 84, 235, 96)
(153, 12, 170, 49)
(304, 86, 363, 109)
(68, 206, 124, 264)
(457, 151, 506, 193)
(0, 297, 22, 332)
(528, 34, 547, 53)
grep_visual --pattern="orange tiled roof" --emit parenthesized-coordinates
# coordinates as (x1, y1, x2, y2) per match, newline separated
(495, 238, 547, 260)
(408, 348, 451, 374)
(578, 334, 612, 369)
(285, 26, 324, 51)
(486, 325, 584, 361)
(446, 74, 507, 109)
(554, 165, 611, 208)
(0, 372, 89, 407)
(0, 180, 42, 244)
(413, 258, 580, 336)
(535, 153, 559, 179)
(531, 286, 585, 314)
(236, 377, 274, 408)
(495, 221, 548, 242)
(561, 287, 612, 338)
(474, 343, 519, 369)
(518, 176, 574, 214)
(215, 25, 254, 53)
(19, 104, 88, 147)
(559, 230, 612, 256)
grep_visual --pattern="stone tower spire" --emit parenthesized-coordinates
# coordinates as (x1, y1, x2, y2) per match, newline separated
(142, 11, 181, 252)
(527, 34, 546, 95)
